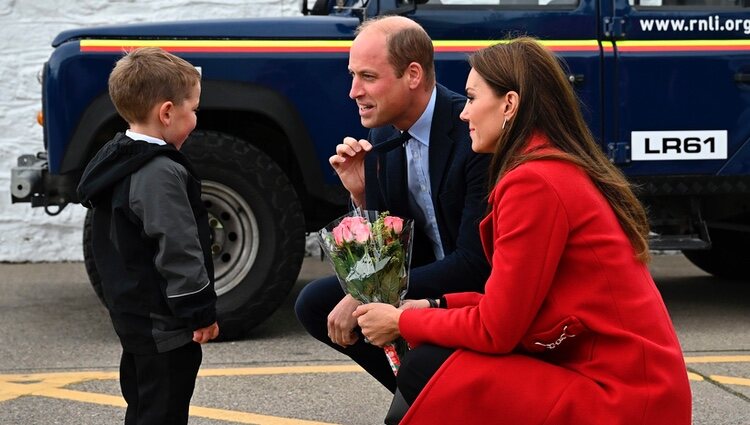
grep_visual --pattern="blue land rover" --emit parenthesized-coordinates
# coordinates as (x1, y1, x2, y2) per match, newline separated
(11, 0, 750, 338)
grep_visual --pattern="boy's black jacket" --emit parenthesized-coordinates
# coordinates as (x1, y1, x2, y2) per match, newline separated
(77, 133, 216, 354)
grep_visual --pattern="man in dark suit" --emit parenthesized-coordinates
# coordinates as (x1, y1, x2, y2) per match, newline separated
(294, 16, 490, 392)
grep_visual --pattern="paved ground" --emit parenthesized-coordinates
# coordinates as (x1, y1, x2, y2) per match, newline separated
(0, 253, 748, 424)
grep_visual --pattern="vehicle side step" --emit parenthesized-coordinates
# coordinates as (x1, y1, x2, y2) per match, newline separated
(649, 234, 710, 251)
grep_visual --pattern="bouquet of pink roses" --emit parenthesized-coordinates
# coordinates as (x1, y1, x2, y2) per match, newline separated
(318, 210, 414, 374)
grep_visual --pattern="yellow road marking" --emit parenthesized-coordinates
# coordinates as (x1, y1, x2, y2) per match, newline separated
(0, 365, 362, 383)
(710, 375, 750, 387)
(188, 406, 335, 425)
(0, 364, 356, 424)
(198, 364, 363, 377)
(0, 370, 118, 383)
(684, 355, 750, 364)
(34, 387, 126, 407)
(37, 387, 335, 425)
(0, 357, 746, 423)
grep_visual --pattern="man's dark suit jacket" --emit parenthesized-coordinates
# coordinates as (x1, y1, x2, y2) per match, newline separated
(364, 84, 491, 298)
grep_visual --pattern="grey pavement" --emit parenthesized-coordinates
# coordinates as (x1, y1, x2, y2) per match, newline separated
(0, 254, 748, 424)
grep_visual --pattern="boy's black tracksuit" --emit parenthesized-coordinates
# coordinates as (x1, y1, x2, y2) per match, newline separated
(77, 133, 216, 424)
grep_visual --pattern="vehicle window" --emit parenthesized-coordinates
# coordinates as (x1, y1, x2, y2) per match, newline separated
(630, 0, 748, 7)
(423, 0, 580, 6)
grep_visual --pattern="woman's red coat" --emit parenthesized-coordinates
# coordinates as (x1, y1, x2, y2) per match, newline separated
(398, 137, 692, 424)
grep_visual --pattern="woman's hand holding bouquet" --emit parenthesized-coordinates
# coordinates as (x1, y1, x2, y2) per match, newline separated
(354, 299, 430, 346)
(353, 303, 402, 347)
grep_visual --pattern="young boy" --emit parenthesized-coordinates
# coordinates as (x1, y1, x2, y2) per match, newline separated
(77, 47, 218, 425)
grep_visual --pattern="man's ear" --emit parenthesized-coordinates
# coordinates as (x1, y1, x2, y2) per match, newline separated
(406, 62, 423, 89)
(158, 101, 174, 126)
(504, 91, 520, 120)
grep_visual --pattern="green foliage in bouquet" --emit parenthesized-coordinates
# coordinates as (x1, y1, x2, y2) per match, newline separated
(319, 211, 414, 307)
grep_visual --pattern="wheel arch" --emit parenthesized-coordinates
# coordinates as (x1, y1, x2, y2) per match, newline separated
(60, 81, 328, 204)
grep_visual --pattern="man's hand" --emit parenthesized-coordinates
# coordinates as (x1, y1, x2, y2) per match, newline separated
(353, 303, 402, 347)
(329, 137, 372, 207)
(327, 294, 362, 347)
(193, 321, 219, 344)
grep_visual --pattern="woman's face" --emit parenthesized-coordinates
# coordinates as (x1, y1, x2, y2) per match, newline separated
(460, 68, 508, 154)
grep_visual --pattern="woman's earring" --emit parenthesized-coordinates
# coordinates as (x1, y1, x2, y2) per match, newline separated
(502, 117, 507, 130)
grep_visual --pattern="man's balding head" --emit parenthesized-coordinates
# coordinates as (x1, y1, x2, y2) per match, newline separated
(355, 16, 435, 87)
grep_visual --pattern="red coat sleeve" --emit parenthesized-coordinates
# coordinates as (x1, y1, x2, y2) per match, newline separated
(400, 164, 570, 353)
(443, 292, 483, 308)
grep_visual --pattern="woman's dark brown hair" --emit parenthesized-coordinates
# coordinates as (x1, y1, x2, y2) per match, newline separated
(469, 37, 651, 262)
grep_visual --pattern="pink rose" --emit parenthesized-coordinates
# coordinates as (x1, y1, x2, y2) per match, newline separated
(332, 222, 352, 245)
(383, 216, 403, 235)
(333, 216, 371, 245)
(347, 216, 371, 243)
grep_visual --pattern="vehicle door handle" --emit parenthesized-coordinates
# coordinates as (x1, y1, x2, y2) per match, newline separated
(734, 73, 750, 84)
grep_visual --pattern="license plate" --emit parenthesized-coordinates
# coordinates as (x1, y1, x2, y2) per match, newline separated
(631, 130, 728, 160)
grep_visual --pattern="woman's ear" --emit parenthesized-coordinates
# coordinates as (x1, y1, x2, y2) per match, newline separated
(503, 91, 520, 120)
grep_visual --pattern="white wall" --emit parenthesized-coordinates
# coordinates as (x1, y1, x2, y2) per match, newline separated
(0, 0, 302, 262)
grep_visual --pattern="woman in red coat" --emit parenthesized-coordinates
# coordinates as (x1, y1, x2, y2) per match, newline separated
(354, 37, 692, 424)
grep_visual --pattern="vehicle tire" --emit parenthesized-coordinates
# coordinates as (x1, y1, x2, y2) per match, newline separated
(81, 130, 306, 340)
(682, 226, 750, 280)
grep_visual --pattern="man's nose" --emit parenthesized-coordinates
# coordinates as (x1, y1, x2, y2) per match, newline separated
(349, 77, 363, 99)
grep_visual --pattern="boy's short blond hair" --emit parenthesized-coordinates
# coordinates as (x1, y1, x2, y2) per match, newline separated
(108, 47, 201, 124)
